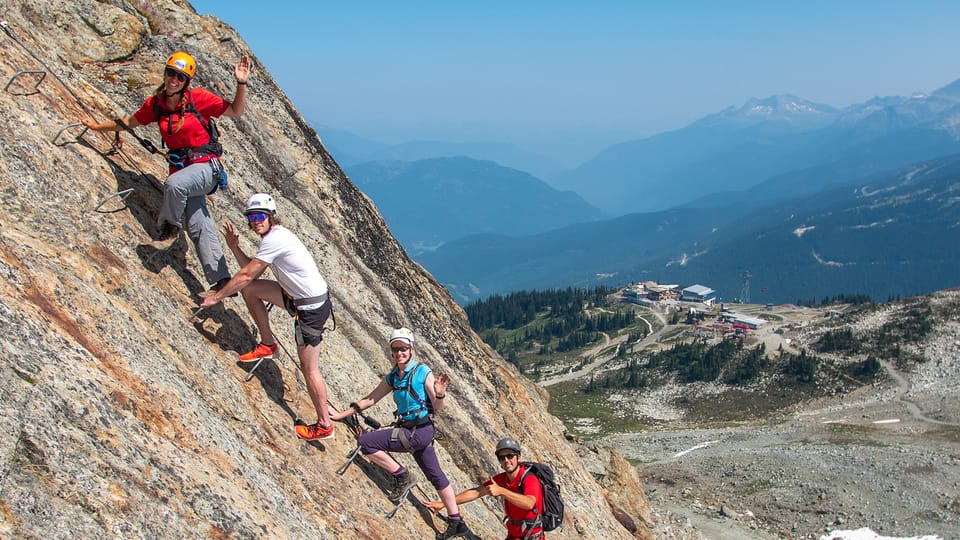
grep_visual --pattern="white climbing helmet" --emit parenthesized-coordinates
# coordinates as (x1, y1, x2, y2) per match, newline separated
(245, 193, 276, 215)
(389, 327, 415, 347)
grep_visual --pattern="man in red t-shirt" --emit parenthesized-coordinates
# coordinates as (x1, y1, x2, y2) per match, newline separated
(426, 437, 545, 539)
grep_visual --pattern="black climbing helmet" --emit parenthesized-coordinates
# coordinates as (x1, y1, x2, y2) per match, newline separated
(495, 437, 521, 456)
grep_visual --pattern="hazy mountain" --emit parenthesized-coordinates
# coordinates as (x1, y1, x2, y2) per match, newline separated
(312, 125, 389, 165)
(316, 125, 564, 178)
(550, 95, 840, 215)
(555, 86, 960, 217)
(346, 157, 604, 253)
(420, 154, 960, 304)
(644, 154, 960, 304)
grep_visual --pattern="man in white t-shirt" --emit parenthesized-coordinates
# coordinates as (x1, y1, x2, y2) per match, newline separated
(201, 193, 335, 441)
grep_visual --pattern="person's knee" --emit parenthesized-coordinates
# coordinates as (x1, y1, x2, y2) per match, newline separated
(359, 434, 383, 455)
(165, 177, 190, 196)
(427, 471, 450, 491)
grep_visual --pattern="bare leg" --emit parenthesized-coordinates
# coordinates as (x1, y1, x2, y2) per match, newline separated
(438, 484, 460, 516)
(366, 450, 402, 473)
(239, 279, 284, 345)
(298, 341, 332, 427)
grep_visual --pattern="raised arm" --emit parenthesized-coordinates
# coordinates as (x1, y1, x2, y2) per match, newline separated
(223, 55, 250, 118)
(425, 371, 449, 412)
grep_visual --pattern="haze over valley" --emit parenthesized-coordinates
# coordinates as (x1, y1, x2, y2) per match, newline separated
(323, 78, 960, 306)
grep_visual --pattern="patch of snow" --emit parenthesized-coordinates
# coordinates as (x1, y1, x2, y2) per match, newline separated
(850, 218, 895, 229)
(820, 527, 943, 540)
(812, 250, 849, 267)
(794, 225, 815, 237)
(673, 440, 719, 458)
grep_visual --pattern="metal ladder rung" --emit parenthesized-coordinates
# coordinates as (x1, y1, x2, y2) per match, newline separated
(52, 122, 88, 146)
(243, 356, 272, 382)
(4, 69, 46, 95)
(94, 188, 134, 213)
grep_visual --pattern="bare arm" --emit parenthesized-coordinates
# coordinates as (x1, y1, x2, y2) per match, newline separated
(423, 484, 488, 512)
(200, 256, 267, 307)
(220, 220, 252, 267)
(330, 378, 393, 421)
(488, 482, 537, 510)
(80, 114, 140, 132)
(222, 55, 250, 118)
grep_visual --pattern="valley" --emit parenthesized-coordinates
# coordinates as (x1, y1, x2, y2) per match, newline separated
(475, 288, 960, 539)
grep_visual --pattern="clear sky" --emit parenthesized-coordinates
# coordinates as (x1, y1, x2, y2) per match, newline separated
(189, 1, 960, 155)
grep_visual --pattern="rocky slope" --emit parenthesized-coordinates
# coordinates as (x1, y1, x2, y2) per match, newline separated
(0, 1, 649, 538)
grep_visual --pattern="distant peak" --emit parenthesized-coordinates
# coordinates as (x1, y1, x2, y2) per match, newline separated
(737, 95, 836, 117)
(695, 95, 837, 128)
(933, 78, 960, 99)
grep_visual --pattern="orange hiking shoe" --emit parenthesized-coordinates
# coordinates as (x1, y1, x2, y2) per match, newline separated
(295, 420, 335, 441)
(238, 342, 278, 362)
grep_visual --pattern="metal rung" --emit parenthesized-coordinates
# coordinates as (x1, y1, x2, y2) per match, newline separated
(94, 188, 134, 213)
(243, 356, 272, 382)
(4, 69, 46, 95)
(52, 122, 88, 146)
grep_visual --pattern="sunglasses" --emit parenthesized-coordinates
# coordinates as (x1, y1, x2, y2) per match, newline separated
(390, 346, 411, 353)
(497, 453, 519, 462)
(247, 212, 269, 223)
(164, 67, 188, 82)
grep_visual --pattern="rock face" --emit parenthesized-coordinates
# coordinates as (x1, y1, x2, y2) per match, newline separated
(0, 1, 649, 538)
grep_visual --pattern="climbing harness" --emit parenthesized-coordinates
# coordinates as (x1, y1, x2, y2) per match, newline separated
(152, 89, 223, 164)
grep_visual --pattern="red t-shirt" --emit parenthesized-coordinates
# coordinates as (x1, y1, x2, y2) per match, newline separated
(488, 464, 544, 538)
(133, 88, 229, 166)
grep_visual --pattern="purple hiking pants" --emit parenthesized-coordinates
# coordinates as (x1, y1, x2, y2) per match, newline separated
(359, 421, 450, 491)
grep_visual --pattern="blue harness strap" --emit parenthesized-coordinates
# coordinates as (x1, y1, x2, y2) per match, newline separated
(387, 360, 432, 424)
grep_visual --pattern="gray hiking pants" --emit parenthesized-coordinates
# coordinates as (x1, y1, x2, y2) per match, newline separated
(158, 162, 230, 285)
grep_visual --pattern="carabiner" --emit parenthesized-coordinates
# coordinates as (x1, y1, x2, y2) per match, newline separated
(166, 152, 186, 169)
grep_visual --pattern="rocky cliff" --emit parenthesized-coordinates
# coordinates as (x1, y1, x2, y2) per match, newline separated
(0, 1, 650, 538)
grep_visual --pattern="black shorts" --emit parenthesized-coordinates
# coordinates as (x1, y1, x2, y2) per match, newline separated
(283, 295, 331, 347)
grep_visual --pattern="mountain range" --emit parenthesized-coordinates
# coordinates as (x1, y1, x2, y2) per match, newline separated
(318, 126, 565, 179)
(326, 79, 960, 305)
(418, 152, 960, 305)
(345, 157, 603, 253)
(552, 85, 960, 215)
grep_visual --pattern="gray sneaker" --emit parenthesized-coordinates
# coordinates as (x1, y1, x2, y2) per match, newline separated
(388, 471, 417, 503)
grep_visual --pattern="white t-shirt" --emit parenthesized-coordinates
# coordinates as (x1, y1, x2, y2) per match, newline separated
(254, 225, 328, 310)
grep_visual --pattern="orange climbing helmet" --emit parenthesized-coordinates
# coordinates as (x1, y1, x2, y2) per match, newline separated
(165, 51, 196, 79)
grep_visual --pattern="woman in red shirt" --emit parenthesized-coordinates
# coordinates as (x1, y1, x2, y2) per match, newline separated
(82, 51, 250, 295)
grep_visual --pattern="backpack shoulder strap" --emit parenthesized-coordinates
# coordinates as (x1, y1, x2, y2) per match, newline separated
(406, 361, 431, 403)
(518, 463, 537, 493)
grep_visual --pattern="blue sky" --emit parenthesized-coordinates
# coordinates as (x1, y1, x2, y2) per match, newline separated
(190, 1, 960, 156)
